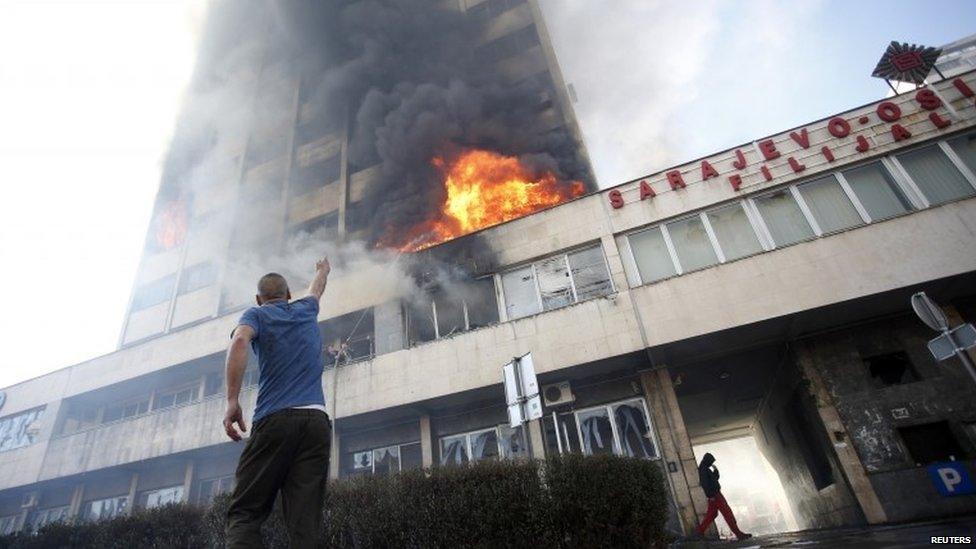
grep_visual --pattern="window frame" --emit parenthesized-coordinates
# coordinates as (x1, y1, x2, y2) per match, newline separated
(886, 141, 976, 208)
(571, 397, 659, 460)
(438, 424, 528, 466)
(496, 243, 614, 321)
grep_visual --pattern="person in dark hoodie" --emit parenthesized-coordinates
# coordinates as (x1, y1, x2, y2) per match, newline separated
(695, 452, 752, 540)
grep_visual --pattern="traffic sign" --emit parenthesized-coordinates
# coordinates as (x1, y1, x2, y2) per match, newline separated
(503, 353, 542, 428)
(928, 462, 976, 497)
(928, 324, 976, 362)
(912, 292, 949, 332)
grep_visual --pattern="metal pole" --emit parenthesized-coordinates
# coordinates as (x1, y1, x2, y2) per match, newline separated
(946, 329, 976, 385)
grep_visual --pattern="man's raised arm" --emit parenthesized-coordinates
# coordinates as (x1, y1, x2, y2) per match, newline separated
(223, 325, 254, 441)
(305, 257, 331, 301)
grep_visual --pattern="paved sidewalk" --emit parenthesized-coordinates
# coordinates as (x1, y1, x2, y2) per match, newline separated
(673, 516, 976, 548)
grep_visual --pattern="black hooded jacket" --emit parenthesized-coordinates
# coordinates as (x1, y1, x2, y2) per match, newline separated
(699, 452, 721, 498)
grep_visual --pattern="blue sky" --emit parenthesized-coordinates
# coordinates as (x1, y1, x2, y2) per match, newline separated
(0, 0, 973, 388)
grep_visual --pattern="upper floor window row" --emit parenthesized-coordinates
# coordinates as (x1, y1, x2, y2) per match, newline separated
(628, 133, 976, 285)
(500, 244, 614, 321)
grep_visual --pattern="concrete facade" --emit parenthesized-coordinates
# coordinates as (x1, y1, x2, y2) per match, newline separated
(2, 51, 976, 537)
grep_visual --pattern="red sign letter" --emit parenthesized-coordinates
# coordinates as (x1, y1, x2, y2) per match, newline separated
(876, 101, 902, 123)
(732, 149, 747, 170)
(608, 189, 624, 209)
(666, 170, 686, 190)
(929, 111, 951, 129)
(639, 180, 656, 200)
(760, 165, 773, 182)
(700, 160, 719, 180)
(915, 89, 942, 111)
(820, 146, 835, 163)
(890, 124, 912, 142)
(788, 157, 806, 173)
(954, 78, 974, 98)
(758, 139, 780, 161)
(856, 135, 871, 153)
(828, 117, 851, 138)
(789, 128, 810, 149)
(728, 174, 742, 191)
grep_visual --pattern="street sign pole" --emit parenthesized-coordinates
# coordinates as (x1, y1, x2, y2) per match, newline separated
(945, 327, 976, 386)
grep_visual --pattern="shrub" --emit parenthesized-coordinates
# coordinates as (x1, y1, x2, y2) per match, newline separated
(2, 455, 669, 548)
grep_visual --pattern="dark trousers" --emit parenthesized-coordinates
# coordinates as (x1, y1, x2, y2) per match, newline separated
(696, 491, 746, 538)
(226, 409, 331, 549)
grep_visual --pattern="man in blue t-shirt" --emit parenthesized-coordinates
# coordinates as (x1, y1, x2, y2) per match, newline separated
(223, 258, 331, 549)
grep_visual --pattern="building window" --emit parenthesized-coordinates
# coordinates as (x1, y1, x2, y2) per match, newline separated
(753, 189, 815, 247)
(102, 398, 149, 423)
(322, 309, 375, 365)
(864, 351, 920, 387)
(178, 262, 216, 295)
(153, 385, 199, 411)
(0, 514, 18, 535)
(475, 24, 539, 64)
(286, 212, 339, 243)
(0, 407, 44, 452)
(571, 399, 658, 459)
(899, 421, 967, 466)
(666, 215, 719, 272)
(83, 495, 128, 521)
(629, 226, 677, 283)
(198, 476, 234, 505)
(407, 279, 499, 345)
(500, 245, 612, 321)
(705, 203, 763, 262)
(141, 486, 184, 509)
(439, 425, 528, 466)
(291, 154, 341, 197)
(468, 0, 526, 22)
(796, 175, 864, 234)
(896, 144, 976, 205)
(840, 162, 914, 221)
(29, 506, 69, 531)
(346, 442, 422, 477)
(948, 132, 976, 176)
(131, 274, 176, 312)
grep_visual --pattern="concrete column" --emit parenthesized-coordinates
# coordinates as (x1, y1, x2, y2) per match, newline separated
(125, 473, 139, 515)
(795, 341, 888, 524)
(420, 415, 434, 468)
(527, 419, 546, 459)
(640, 368, 703, 534)
(68, 484, 85, 522)
(181, 460, 195, 504)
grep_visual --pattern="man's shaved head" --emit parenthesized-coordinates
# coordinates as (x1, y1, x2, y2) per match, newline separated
(257, 273, 290, 301)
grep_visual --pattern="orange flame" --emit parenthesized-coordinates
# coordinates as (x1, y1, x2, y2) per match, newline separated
(155, 199, 188, 250)
(386, 149, 585, 251)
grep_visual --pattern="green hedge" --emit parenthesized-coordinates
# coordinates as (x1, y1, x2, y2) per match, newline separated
(1, 454, 669, 549)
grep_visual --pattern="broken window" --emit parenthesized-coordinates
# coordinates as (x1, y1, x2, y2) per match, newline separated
(613, 401, 658, 459)
(343, 441, 421, 477)
(547, 399, 658, 459)
(0, 408, 45, 452)
(373, 446, 401, 475)
(142, 486, 184, 509)
(321, 309, 375, 366)
(434, 296, 465, 338)
(407, 280, 499, 346)
(501, 244, 612, 321)
(291, 154, 341, 197)
(439, 425, 527, 466)
(131, 274, 176, 312)
(864, 351, 920, 387)
(29, 506, 69, 532)
(286, 212, 339, 243)
(0, 514, 17, 536)
(899, 421, 967, 466)
(577, 408, 615, 455)
(198, 476, 234, 505)
(543, 412, 582, 455)
(406, 297, 437, 346)
(83, 495, 128, 521)
(465, 277, 499, 329)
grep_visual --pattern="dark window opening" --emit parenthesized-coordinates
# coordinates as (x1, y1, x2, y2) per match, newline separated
(865, 351, 920, 387)
(290, 154, 341, 197)
(467, 0, 526, 22)
(475, 24, 539, 65)
(789, 390, 834, 490)
(406, 297, 437, 346)
(245, 130, 288, 168)
(406, 279, 499, 346)
(465, 277, 500, 329)
(286, 212, 339, 243)
(321, 309, 374, 367)
(899, 421, 967, 466)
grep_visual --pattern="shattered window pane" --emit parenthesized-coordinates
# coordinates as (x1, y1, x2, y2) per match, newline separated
(440, 435, 469, 466)
(613, 401, 658, 459)
(464, 277, 499, 329)
(400, 442, 423, 471)
(435, 296, 465, 338)
(501, 266, 541, 320)
(352, 450, 373, 472)
(498, 424, 528, 459)
(406, 298, 437, 345)
(470, 429, 500, 462)
(536, 256, 573, 311)
(0, 408, 44, 453)
(373, 445, 401, 475)
(568, 245, 612, 301)
(577, 408, 615, 456)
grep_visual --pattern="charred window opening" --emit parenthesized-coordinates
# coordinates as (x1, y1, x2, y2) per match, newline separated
(475, 24, 539, 65)
(467, 0, 526, 22)
(178, 262, 217, 296)
(286, 212, 339, 243)
(439, 424, 527, 466)
(321, 309, 374, 367)
(864, 351, 920, 387)
(131, 275, 176, 312)
(290, 153, 341, 197)
(501, 244, 613, 321)
(899, 421, 967, 466)
(405, 278, 499, 346)
(344, 441, 422, 477)
(245, 128, 289, 169)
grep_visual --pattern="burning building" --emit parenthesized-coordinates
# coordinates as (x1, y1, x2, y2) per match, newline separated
(1, 4, 976, 540)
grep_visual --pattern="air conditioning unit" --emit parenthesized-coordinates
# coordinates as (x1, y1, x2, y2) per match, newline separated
(542, 381, 575, 407)
(21, 492, 38, 508)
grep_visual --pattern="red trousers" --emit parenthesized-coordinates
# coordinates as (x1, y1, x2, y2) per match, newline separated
(696, 491, 745, 538)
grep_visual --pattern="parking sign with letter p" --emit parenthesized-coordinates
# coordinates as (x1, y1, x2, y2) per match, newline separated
(928, 462, 976, 496)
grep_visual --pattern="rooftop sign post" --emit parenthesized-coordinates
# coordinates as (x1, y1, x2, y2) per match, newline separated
(871, 41, 943, 93)
(503, 353, 543, 429)
(912, 292, 976, 385)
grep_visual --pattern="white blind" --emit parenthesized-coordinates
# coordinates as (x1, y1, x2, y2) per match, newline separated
(629, 227, 677, 283)
(843, 162, 913, 221)
(798, 175, 863, 233)
(897, 144, 975, 205)
(706, 203, 763, 261)
(755, 190, 814, 246)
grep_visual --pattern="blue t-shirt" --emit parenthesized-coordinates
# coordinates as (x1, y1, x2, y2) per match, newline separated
(237, 296, 325, 424)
